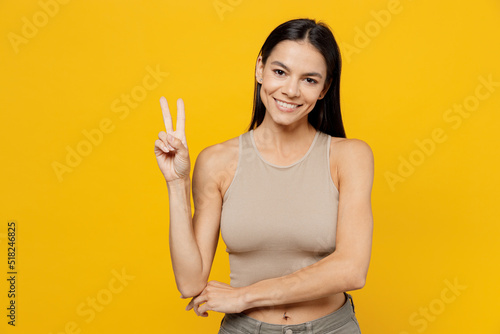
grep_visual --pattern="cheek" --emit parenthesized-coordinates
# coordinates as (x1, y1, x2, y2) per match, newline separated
(307, 87, 324, 102)
(260, 79, 280, 102)
(260, 85, 269, 107)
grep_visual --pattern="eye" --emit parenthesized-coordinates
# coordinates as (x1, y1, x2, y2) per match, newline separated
(305, 78, 318, 84)
(273, 69, 285, 76)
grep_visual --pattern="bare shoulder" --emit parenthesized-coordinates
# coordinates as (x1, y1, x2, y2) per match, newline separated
(196, 135, 239, 167)
(331, 137, 374, 164)
(329, 137, 374, 189)
(193, 135, 240, 191)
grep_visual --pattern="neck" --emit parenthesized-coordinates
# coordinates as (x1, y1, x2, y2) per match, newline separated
(253, 119, 317, 153)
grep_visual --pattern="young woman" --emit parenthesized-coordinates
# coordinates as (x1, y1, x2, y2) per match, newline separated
(154, 18, 374, 334)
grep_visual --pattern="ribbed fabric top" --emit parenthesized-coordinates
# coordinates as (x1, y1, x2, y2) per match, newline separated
(220, 129, 339, 288)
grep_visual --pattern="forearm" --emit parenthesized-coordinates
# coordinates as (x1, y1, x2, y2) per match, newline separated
(167, 178, 205, 297)
(242, 252, 366, 309)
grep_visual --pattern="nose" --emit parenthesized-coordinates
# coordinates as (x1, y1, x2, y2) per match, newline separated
(282, 78, 300, 98)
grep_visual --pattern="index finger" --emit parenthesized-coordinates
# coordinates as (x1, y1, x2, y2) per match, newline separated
(159, 96, 174, 133)
(176, 98, 185, 135)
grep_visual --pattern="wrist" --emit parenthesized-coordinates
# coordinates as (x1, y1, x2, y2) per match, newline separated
(240, 281, 271, 310)
(243, 276, 290, 310)
(240, 285, 255, 311)
(166, 177, 190, 188)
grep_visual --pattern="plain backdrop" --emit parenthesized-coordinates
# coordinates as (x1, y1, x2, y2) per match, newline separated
(1, 0, 499, 333)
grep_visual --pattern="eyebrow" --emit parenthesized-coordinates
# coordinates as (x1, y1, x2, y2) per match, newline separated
(270, 61, 323, 79)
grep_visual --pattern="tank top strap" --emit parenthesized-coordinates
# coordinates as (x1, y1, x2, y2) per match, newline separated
(240, 130, 254, 153)
(305, 130, 331, 166)
(238, 130, 263, 170)
(296, 130, 334, 191)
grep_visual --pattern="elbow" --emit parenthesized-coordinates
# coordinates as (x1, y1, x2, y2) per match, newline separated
(347, 267, 367, 291)
(174, 270, 209, 298)
(351, 275, 366, 290)
(177, 281, 207, 299)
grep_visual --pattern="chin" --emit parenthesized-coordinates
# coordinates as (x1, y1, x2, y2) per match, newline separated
(270, 112, 303, 127)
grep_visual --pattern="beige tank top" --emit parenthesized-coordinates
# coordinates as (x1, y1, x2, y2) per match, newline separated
(220, 129, 339, 288)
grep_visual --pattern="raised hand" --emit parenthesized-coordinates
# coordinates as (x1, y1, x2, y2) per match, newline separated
(154, 97, 190, 182)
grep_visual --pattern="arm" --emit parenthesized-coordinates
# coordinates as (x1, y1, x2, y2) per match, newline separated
(155, 97, 223, 299)
(191, 138, 374, 315)
(167, 147, 223, 298)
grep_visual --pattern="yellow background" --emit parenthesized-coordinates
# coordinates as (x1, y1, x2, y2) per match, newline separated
(1, 0, 499, 333)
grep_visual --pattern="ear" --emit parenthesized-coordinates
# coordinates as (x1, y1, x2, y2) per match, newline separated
(255, 56, 264, 82)
(318, 78, 332, 100)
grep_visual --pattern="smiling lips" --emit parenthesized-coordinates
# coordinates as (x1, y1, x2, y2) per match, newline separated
(274, 98, 301, 112)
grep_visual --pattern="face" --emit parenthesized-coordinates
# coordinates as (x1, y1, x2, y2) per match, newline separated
(256, 40, 331, 128)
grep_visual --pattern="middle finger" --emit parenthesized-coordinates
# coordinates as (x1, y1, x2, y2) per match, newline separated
(176, 98, 185, 135)
(160, 96, 174, 133)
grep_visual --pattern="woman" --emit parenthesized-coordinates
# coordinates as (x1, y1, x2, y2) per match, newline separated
(154, 18, 374, 334)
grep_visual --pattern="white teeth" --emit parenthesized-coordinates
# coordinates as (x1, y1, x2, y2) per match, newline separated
(276, 99, 298, 109)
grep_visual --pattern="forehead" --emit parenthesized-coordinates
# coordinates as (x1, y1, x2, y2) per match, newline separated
(266, 40, 327, 74)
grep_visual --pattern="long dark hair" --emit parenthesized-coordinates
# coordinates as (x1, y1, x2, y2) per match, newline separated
(248, 18, 346, 138)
